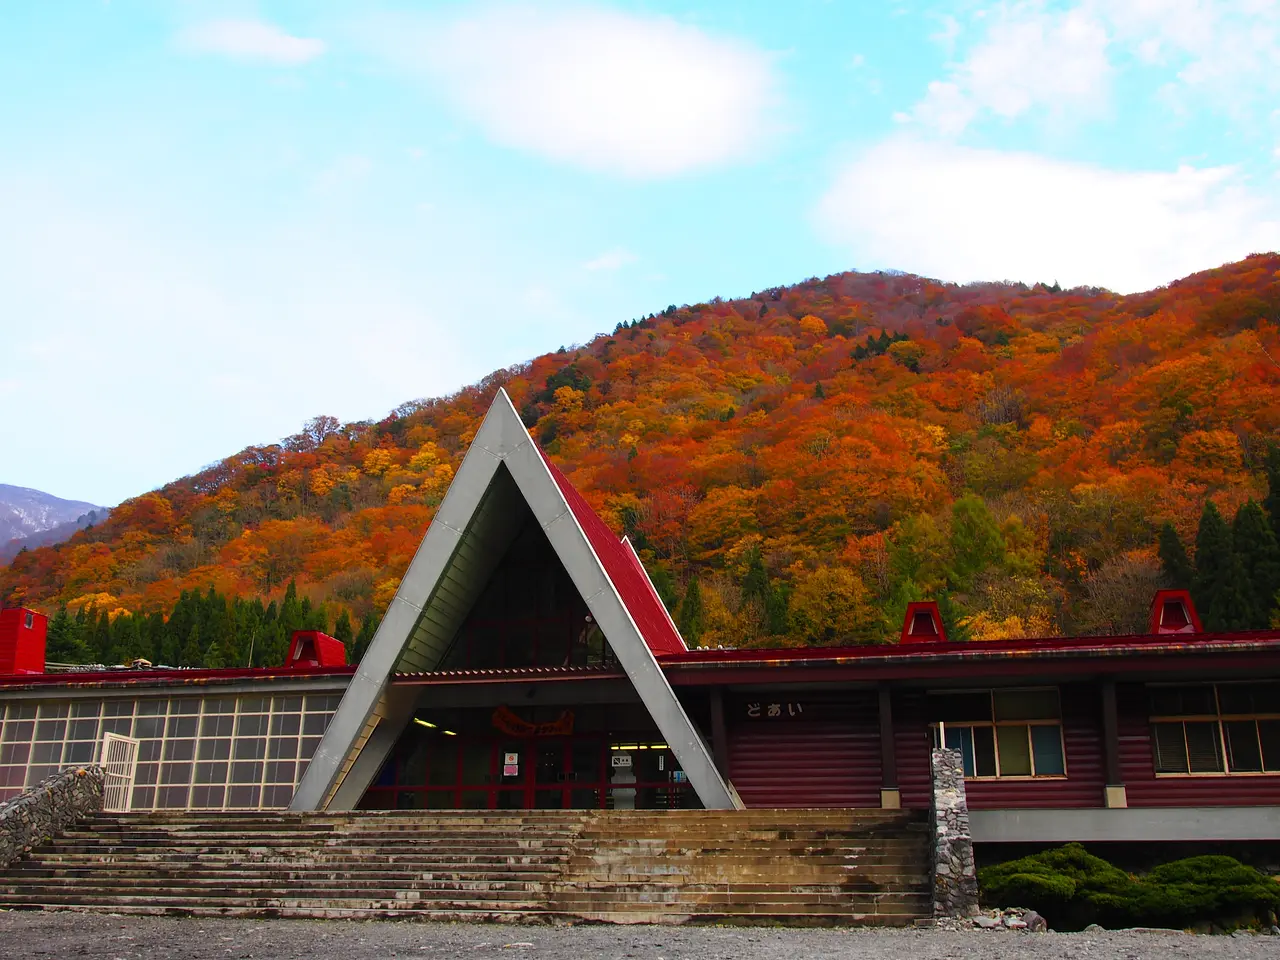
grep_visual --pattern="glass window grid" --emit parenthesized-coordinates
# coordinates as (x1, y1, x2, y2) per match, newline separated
(1149, 682, 1280, 776)
(0, 694, 339, 808)
(930, 687, 1067, 780)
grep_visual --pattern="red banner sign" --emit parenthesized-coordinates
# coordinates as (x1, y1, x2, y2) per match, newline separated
(491, 705, 575, 737)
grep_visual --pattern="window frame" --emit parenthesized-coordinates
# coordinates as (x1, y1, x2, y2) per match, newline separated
(1149, 682, 1280, 778)
(930, 686, 1068, 781)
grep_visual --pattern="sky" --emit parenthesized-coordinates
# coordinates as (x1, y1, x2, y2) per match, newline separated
(2, 0, 1279, 508)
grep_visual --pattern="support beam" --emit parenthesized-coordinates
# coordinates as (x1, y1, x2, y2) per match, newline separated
(1100, 678, 1127, 809)
(878, 683, 900, 810)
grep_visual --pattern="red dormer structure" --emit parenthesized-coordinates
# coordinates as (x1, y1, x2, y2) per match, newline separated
(0, 607, 47, 675)
(1149, 589, 1202, 635)
(899, 601, 946, 644)
(286, 630, 347, 669)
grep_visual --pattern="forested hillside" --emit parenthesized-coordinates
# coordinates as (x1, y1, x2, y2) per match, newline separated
(5, 254, 1280, 667)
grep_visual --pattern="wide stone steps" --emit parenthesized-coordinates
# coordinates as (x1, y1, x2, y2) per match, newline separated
(0, 809, 933, 925)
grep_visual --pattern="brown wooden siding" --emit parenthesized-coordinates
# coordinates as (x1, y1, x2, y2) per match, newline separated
(896, 691, 934, 810)
(727, 693, 881, 808)
(1117, 683, 1280, 807)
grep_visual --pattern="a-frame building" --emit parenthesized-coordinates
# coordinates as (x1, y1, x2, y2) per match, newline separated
(291, 390, 741, 811)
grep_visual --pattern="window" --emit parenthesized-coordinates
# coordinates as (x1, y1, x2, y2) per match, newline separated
(1149, 683, 1280, 775)
(929, 688, 1066, 779)
(24, 612, 34, 630)
(0, 693, 339, 808)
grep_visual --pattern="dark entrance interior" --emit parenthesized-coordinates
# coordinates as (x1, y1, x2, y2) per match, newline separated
(358, 492, 699, 810)
(359, 706, 695, 810)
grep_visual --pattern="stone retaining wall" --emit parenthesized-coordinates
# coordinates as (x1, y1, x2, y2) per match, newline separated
(930, 747, 979, 918)
(0, 766, 104, 870)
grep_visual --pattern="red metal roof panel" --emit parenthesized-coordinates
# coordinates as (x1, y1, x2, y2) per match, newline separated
(537, 449, 687, 657)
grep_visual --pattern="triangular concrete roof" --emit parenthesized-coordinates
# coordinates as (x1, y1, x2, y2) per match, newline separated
(290, 389, 740, 811)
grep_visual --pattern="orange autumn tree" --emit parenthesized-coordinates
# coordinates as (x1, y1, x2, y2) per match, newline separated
(4, 254, 1280, 656)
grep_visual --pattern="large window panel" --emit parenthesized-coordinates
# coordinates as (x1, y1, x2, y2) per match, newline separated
(1030, 724, 1066, 776)
(996, 726, 1033, 776)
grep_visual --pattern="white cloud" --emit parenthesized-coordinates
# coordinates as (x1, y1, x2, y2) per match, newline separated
(1103, 0, 1280, 111)
(178, 19, 326, 65)
(583, 248, 637, 271)
(913, 5, 1111, 135)
(816, 137, 1280, 293)
(912, 1, 1280, 134)
(368, 5, 776, 178)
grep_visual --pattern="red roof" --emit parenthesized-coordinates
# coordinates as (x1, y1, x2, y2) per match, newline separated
(538, 450, 688, 657)
(0, 664, 355, 690)
(658, 628, 1280, 667)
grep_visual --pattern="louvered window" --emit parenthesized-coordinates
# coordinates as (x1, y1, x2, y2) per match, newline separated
(1149, 683, 1280, 775)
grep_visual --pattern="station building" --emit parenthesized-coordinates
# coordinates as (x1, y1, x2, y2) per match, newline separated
(2, 390, 1279, 845)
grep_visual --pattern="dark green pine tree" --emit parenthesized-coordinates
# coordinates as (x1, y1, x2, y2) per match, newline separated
(45, 607, 90, 663)
(678, 578, 705, 647)
(1158, 522, 1193, 589)
(741, 549, 788, 636)
(352, 612, 377, 663)
(90, 609, 113, 664)
(333, 609, 354, 647)
(1232, 501, 1280, 629)
(203, 634, 227, 669)
(179, 623, 202, 667)
(645, 563, 680, 615)
(936, 592, 971, 644)
(1192, 501, 1255, 631)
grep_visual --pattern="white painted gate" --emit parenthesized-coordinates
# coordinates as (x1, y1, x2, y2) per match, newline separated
(99, 733, 139, 812)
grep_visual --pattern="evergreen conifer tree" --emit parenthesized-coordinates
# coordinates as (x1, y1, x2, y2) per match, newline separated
(90, 609, 112, 664)
(352, 613, 377, 663)
(645, 563, 680, 614)
(203, 635, 226, 669)
(333, 609, 354, 646)
(1158, 522, 1193, 589)
(45, 607, 90, 663)
(1193, 501, 1255, 631)
(678, 579, 705, 647)
(180, 623, 202, 667)
(1232, 500, 1280, 629)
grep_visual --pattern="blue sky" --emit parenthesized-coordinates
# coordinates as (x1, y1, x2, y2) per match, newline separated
(2, 0, 1278, 507)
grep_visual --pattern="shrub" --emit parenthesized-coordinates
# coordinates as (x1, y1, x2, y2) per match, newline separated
(1135, 856, 1280, 930)
(979, 845, 1280, 931)
(980, 843, 1137, 930)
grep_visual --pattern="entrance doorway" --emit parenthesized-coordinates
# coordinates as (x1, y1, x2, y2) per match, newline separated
(360, 733, 694, 810)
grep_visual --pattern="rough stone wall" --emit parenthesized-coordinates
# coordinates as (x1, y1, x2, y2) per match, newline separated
(930, 747, 979, 918)
(0, 766, 104, 870)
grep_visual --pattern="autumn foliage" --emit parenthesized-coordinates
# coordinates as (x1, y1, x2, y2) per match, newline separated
(5, 254, 1280, 659)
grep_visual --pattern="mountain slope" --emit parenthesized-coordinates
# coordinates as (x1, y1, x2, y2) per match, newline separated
(3, 254, 1279, 647)
(0, 485, 106, 559)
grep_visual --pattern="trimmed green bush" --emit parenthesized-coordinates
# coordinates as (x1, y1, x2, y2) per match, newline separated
(978, 844, 1280, 931)
(980, 843, 1138, 930)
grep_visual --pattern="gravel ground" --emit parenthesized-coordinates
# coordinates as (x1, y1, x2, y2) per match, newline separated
(1, 912, 1278, 960)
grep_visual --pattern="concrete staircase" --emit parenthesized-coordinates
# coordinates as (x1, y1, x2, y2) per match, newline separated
(0, 809, 931, 925)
